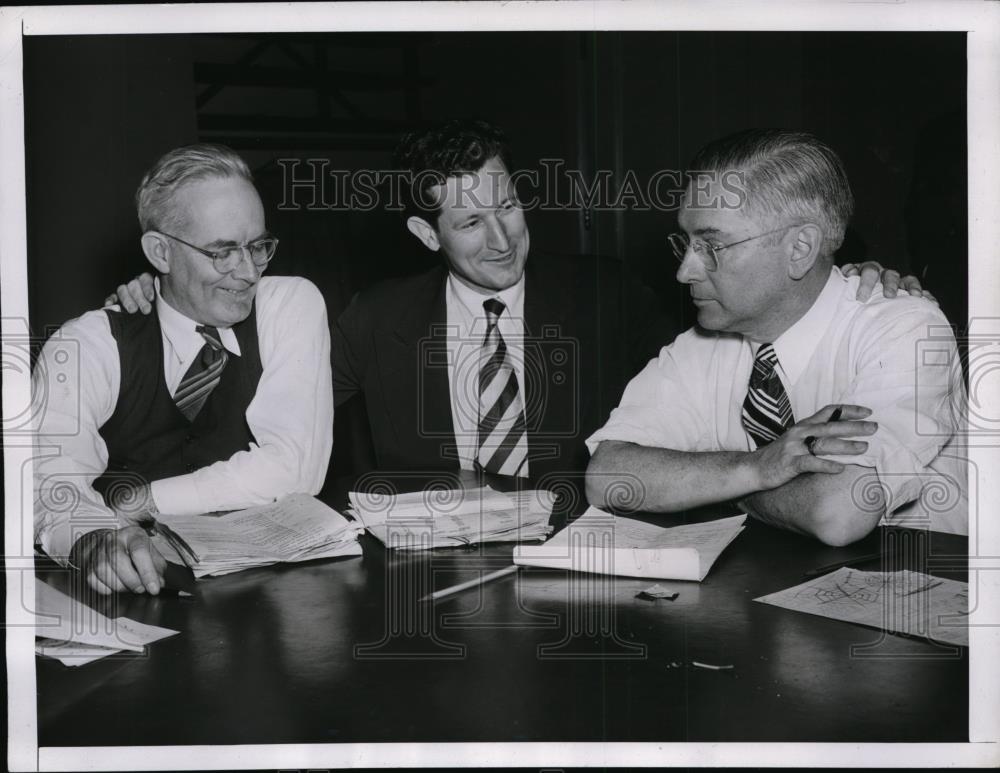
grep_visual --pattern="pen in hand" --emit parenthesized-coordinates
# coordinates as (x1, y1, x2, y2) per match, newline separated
(804, 405, 845, 454)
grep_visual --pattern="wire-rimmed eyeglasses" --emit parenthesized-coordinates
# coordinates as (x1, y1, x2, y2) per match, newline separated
(667, 225, 799, 272)
(159, 232, 279, 274)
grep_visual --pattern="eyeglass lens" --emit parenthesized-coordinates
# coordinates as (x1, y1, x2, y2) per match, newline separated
(215, 241, 276, 271)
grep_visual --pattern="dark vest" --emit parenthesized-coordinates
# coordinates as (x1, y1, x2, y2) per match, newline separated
(93, 305, 263, 504)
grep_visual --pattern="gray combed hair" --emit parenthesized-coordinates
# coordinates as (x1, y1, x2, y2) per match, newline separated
(135, 143, 253, 232)
(688, 129, 854, 256)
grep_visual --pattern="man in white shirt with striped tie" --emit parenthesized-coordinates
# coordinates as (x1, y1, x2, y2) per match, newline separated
(586, 129, 966, 546)
(33, 144, 333, 594)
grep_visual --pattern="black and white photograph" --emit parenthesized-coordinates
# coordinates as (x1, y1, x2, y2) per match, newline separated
(3, 1, 999, 770)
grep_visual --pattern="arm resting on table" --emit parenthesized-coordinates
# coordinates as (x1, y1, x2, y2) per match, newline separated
(586, 440, 759, 512)
(739, 463, 885, 547)
(586, 440, 885, 546)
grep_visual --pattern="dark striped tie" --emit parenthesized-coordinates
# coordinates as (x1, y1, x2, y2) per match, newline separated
(475, 298, 528, 476)
(741, 343, 794, 448)
(174, 325, 228, 421)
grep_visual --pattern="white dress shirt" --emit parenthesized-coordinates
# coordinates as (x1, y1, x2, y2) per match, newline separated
(445, 271, 528, 476)
(587, 267, 968, 535)
(33, 275, 334, 562)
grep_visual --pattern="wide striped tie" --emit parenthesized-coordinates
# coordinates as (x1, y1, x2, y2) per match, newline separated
(475, 298, 528, 476)
(174, 325, 228, 421)
(741, 343, 794, 448)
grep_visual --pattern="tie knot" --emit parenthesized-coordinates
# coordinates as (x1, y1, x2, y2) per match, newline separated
(196, 325, 223, 351)
(757, 344, 778, 364)
(755, 343, 778, 368)
(483, 298, 506, 324)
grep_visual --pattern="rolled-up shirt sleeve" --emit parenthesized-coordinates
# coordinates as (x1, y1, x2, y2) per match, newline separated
(150, 277, 334, 515)
(586, 329, 714, 454)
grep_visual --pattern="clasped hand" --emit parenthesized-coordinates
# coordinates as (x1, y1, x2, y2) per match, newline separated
(748, 404, 878, 491)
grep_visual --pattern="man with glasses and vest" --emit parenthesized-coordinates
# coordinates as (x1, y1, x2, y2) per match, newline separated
(33, 144, 333, 594)
(586, 129, 966, 546)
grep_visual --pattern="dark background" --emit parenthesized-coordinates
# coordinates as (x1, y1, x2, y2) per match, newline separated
(24, 31, 968, 338)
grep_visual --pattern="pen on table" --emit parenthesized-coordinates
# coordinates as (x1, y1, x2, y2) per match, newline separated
(419, 564, 520, 603)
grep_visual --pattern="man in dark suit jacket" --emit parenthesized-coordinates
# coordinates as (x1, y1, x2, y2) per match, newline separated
(333, 248, 671, 481)
(331, 119, 676, 484)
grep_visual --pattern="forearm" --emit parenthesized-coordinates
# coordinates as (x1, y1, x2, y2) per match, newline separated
(740, 464, 885, 546)
(586, 440, 761, 512)
(150, 433, 330, 516)
(153, 278, 333, 516)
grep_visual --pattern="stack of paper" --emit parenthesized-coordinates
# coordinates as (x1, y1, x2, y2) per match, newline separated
(754, 567, 968, 646)
(34, 580, 178, 666)
(513, 508, 746, 581)
(349, 486, 555, 550)
(152, 494, 363, 577)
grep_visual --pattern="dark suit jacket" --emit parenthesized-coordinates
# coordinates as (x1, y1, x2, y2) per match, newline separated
(330, 251, 677, 483)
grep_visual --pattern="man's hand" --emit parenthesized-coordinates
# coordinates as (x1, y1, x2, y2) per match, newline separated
(747, 404, 877, 492)
(841, 261, 934, 302)
(70, 526, 167, 595)
(104, 272, 155, 315)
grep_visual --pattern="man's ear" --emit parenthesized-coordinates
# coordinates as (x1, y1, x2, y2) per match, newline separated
(140, 232, 171, 274)
(787, 223, 823, 279)
(406, 216, 441, 252)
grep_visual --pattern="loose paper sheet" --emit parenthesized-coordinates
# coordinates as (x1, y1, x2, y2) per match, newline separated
(513, 508, 746, 581)
(754, 567, 968, 647)
(34, 580, 179, 665)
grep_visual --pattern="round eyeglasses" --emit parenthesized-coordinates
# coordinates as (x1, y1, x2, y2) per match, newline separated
(159, 232, 279, 274)
(668, 225, 800, 272)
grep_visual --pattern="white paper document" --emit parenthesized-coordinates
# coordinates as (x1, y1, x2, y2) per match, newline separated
(512, 508, 747, 581)
(754, 568, 968, 647)
(349, 486, 556, 550)
(34, 580, 178, 665)
(154, 493, 364, 577)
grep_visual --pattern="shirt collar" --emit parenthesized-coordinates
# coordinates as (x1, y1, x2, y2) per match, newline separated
(154, 276, 242, 362)
(771, 266, 845, 387)
(447, 271, 526, 322)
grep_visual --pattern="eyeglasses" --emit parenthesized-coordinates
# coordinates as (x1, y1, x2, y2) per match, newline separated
(159, 232, 279, 274)
(667, 225, 799, 272)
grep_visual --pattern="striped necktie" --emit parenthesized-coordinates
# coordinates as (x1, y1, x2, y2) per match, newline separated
(174, 325, 229, 421)
(741, 343, 794, 448)
(475, 298, 528, 476)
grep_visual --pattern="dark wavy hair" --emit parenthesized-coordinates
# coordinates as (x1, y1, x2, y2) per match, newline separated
(392, 118, 513, 226)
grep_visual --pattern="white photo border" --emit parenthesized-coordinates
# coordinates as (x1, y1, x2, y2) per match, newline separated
(3, 1, 998, 770)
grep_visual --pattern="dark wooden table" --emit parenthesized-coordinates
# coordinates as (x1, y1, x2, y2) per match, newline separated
(37, 475, 967, 745)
